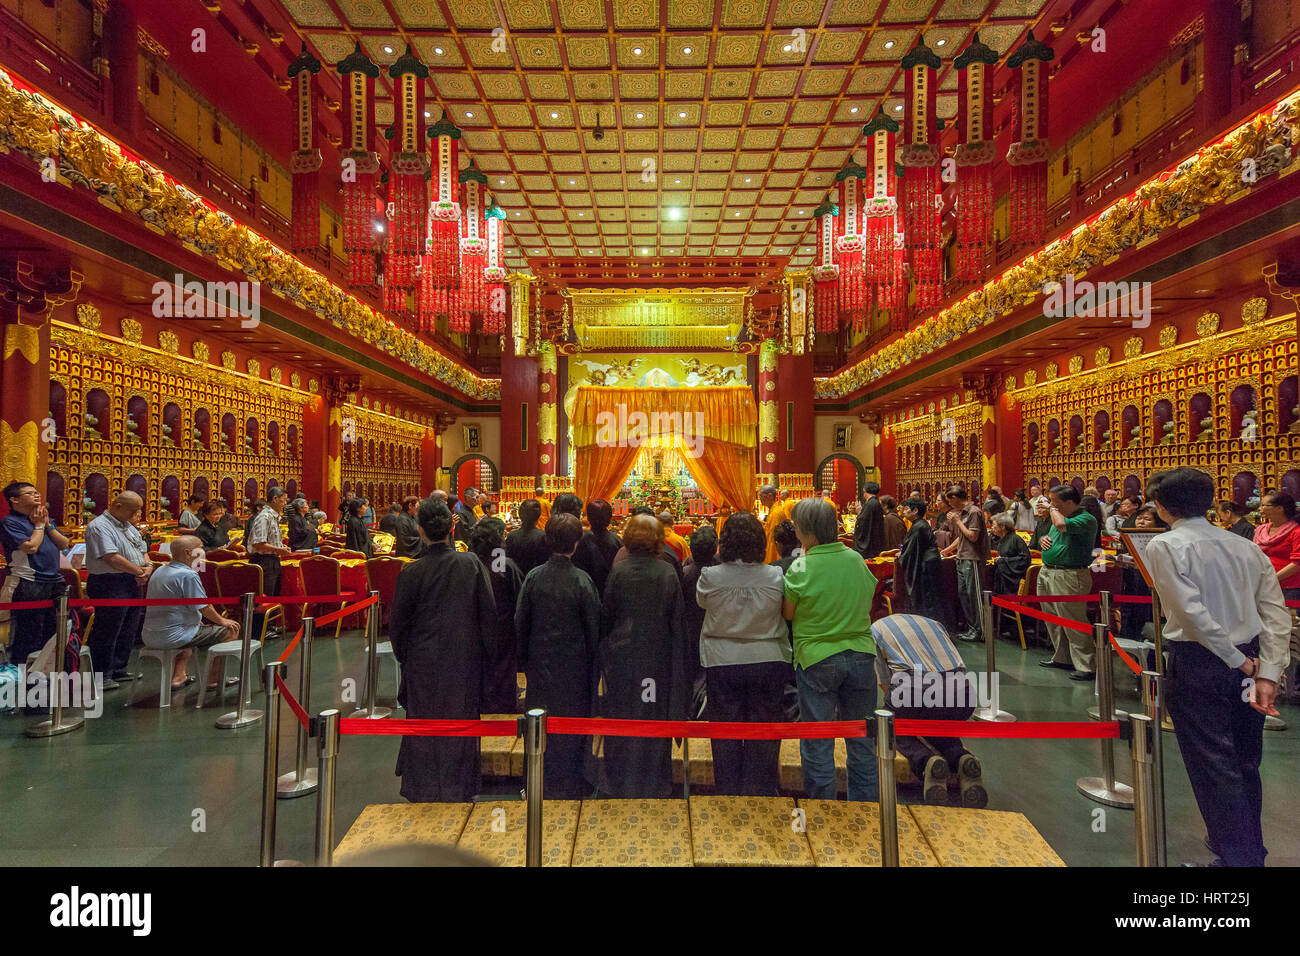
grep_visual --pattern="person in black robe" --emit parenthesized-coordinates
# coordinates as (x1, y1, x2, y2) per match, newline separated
(342, 497, 373, 558)
(1215, 500, 1256, 540)
(195, 500, 231, 551)
(389, 499, 497, 802)
(379, 503, 402, 536)
(613, 507, 685, 585)
(854, 481, 885, 558)
(286, 498, 318, 551)
(514, 513, 601, 798)
(897, 497, 944, 621)
(392, 496, 424, 559)
(454, 488, 479, 545)
(596, 514, 689, 798)
(572, 498, 622, 595)
(990, 513, 1031, 595)
(469, 516, 523, 715)
(506, 499, 549, 576)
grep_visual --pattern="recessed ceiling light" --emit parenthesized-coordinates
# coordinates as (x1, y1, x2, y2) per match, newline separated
(783, 43, 792, 52)
(744, 177, 751, 183)
(678, 111, 687, 118)
(667, 207, 682, 220)
(434, 47, 444, 56)
(734, 211, 741, 217)
(550, 111, 559, 119)
(893, 104, 903, 111)
(632, 46, 643, 55)
(513, 211, 520, 216)
(883, 40, 895, 49)
(683, 46, 693, 54)
(635, 111, 644, 119)
(465, 111, 474, 118)
(936, 38, 946, 46)
(382, 45, 394, 54)
(499, 179, 506, 184)
(850, 106, 859, 113)
(640, 247, 649, 254)
(569, 179, 576, 184)
(577, 211, 584, 215)
(674, 178, 681, 184)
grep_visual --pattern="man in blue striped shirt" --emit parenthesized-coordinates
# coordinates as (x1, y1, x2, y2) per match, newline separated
(871, 613, 987, 807)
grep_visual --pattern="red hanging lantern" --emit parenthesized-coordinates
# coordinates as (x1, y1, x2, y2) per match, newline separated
(834, 159, 868, 330)
(1006, 32, 1055, 247)
(287, 44, 322, 256)
(953, 33, 1000, 282)
(900, 38, 943, 312)
(383, 45, 428, 320)
(453, 160, 488, 334)
(419, 110, 462, 332)
(483, 201, 507, 335)
(862, 108, 901, 312)
(338, 44, 380, 289)
(811, 198, 840, 333)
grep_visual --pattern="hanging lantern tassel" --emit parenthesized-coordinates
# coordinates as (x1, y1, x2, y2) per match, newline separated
(287, 44, 323, 256)
(420, 110, 462, 332)
(483, 201, 508, 334)
(811, 197, 840, 334)
(834, 160, 868, 330)
(338, 44, 380, 288)
(953, 33, 1001, 282)
(862, 108, 901, 315)
(900, 39, 943, 312)
(1006, 32, 1055, 247)
(384, 46, 429, 321)
(454, 160, 489, 334)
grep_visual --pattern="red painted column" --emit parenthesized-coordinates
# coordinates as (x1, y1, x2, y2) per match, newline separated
(1197, 0, 1237, 130)
(997, 390, 1023, 491)
(421, 426, 441, 494)
(874, 417, 897, 498)
(777, 349, 816, 476)
(500, 346, 538, 480)
(300, 394, 331, 515)
(103, 1, 142, 144)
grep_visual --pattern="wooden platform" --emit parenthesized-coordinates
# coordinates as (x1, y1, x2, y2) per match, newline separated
(334, 797, 1064, 867)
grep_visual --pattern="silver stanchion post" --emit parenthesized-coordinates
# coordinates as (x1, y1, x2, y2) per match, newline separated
(1088, 590, 1115, 720)
(277, 617, 318, 797)
(874, 709, 899, 867)
(1128, 712, 1157, 866)
(1149, 591, 1173, 735)
(314, 709, 340, 867)
(27, 592, 85, 738)
(523, 707, 546, 868)
(1141, 669, 1167, 867)
(974, 589, 1014, 722)
(260, 659, 287, 866)
(349, 592, 390, 719)
(216, 592, 262, 729)
(1077, 622, 1135, 807)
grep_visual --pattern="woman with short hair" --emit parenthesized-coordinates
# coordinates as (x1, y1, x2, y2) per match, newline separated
(695, 512, 790, 795)
(879, 495, 907, 550)
(896, 497, 943, 621)
(596, 514, 688, 797)
(343, 497, 374, 558)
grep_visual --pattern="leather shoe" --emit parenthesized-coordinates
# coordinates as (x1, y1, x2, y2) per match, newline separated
(957, 633, 984, 644)
(1068, 670, 1096, 682)
(1038, 660, 1073, 670)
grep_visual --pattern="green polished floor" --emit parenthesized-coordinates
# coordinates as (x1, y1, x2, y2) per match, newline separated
(1, 627, 1297, 867)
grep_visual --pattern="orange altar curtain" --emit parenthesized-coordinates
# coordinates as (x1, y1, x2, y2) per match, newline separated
(571, 386, 757, 509)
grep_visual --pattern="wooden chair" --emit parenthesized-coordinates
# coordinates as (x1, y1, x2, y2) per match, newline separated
(214, 561, 283, 643)
(365, 557, 405, 629)
(298, 555, 366, 637)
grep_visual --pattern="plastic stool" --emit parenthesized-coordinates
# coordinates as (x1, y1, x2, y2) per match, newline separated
(196, 639, 264, 709)
(135, 647, 192, 708)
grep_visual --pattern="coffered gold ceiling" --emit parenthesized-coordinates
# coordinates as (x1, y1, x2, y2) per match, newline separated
(274, 0, 1048, 282)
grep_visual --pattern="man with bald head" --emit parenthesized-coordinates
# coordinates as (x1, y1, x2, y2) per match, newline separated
(142, 536, 242, 691)
(85, 491, 154, 688)
(659, 511, 688, 562)
(760, 485, 792, 565)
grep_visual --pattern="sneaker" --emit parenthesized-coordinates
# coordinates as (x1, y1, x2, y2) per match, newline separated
(922, 755, 949, 805)
(957, 754, 988, 808)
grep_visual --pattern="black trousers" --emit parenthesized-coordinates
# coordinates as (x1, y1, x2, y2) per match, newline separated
(1165, 637, 1266, 867)
(8, 578, 66, 664)
(705, 660, 790, 796)
(86, 573, 144, 677)
(890, 703, 974, 778)
(247, 553, 281, 597)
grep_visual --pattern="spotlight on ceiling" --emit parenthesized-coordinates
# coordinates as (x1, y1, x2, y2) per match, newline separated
(936, 38, 946, 46)
(667, 207, 682, 220)
(632, 46, 643, 55)
(635, 111, 645, 120)
(883, 40, 895, 49)
(683, 46, 693, 54)
(383, 45, 394, 54)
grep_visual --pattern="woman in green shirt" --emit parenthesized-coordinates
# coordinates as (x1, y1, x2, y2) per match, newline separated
(782, 496, 879, 801)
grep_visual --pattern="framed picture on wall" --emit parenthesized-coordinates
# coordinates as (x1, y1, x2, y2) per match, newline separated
(463, 423, 481, 451)
(833, 423, 852, 450)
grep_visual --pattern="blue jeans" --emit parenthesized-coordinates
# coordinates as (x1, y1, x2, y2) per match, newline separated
(796, 649, 878, 801)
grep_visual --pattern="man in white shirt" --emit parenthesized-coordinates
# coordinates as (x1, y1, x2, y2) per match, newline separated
(1027, 480, 1048, 514)
(1145, 467, 1290, 867)
(85, 492, 152, 689)
(1100, 488, 1120, 521)
(246, 487, 291, 596)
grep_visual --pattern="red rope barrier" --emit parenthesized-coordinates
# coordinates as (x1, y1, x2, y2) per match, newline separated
(273, 594, 378, 664)
(895, 719, 1121, 739)
(994, 593, 1097, 604)
(992, 596, 1094, 634)
(276, 673, 310, 730)
(275, 627, 306, 664)
(339, 717, 519, 737)
(1108, 632, 1145, 676)
(1112, 594, 1153, 605)
(0, 599, 56, 610)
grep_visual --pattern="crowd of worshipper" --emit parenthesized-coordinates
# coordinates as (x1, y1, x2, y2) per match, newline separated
(3, 469, 1295, 852)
